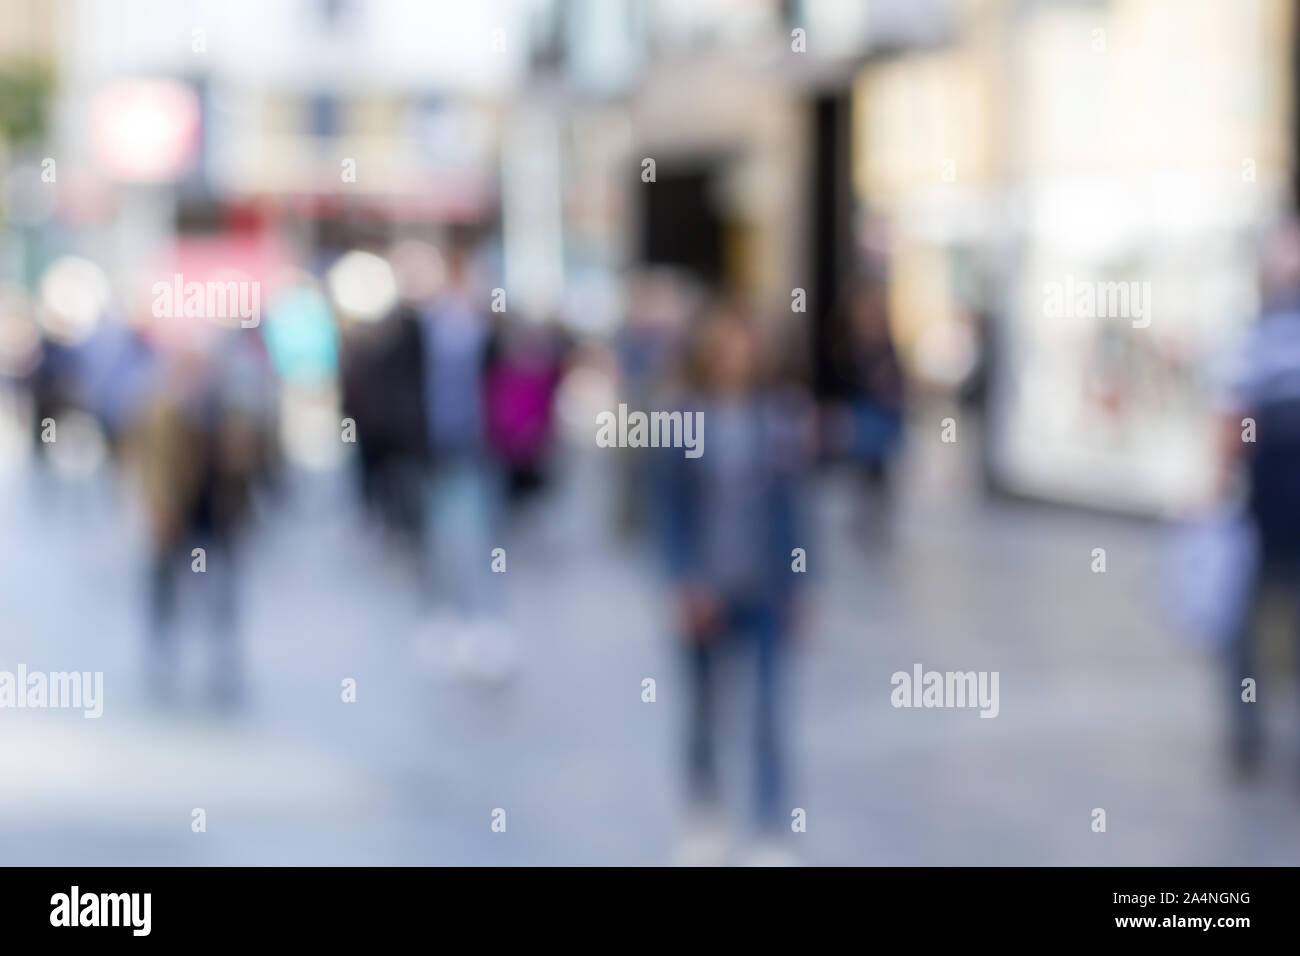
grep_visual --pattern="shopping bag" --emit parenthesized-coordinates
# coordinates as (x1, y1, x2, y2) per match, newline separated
(1160, 507, 1258, 652)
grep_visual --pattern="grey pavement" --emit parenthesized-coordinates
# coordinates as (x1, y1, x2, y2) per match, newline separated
(3, 439, 1300, 865)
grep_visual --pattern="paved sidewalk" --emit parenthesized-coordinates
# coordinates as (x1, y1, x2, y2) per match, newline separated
(3, 449, 1300, 865)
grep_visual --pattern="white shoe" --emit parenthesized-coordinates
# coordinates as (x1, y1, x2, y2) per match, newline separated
(673, 811, 728, 867)
(739, 839, 801, 867)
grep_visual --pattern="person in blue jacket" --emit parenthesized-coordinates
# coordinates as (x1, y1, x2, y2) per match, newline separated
(655, 299, 815, 855)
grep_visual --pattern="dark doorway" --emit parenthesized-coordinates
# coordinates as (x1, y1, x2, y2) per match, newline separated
(640, 164, 725, 285)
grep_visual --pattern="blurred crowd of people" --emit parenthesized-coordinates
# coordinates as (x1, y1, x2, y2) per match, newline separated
(16, 212, 1300, 859)
(0, 227, 579, 695)
(0, 220, 933, 861)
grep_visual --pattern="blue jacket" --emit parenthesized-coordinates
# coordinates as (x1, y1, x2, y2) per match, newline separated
(655, 387, 813, 607)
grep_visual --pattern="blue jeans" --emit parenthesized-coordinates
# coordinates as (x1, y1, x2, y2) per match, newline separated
(685, 600, 786, 830)
(422, 455, 502, 615)
(1227, 543, 1300, 755)
(851, 401, 902, 465)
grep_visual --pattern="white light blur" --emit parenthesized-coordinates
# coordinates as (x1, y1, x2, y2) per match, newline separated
(325, 251, 398, 324)
(39, 257, 111, 346)
(91, 80, 200, 183)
